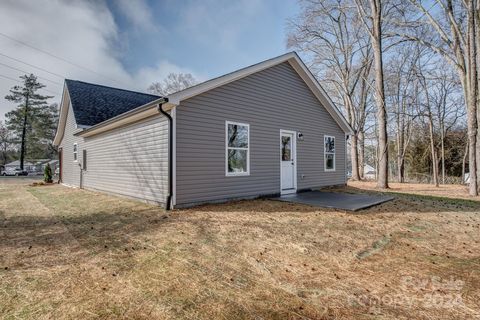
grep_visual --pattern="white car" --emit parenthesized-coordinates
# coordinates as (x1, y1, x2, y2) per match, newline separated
(2, 168, 29, 176)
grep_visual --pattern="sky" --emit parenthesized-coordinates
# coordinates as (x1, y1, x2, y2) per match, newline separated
(0, 0, 299, 120)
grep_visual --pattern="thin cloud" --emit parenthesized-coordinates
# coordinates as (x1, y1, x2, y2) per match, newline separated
(115, 0, 158, 32)
(0, 0, 194, 120)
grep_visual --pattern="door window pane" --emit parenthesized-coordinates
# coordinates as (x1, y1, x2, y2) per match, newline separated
(282, 136, 291, 161)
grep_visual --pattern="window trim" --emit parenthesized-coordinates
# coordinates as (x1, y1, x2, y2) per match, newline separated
(324, 135, 336, 172)
(225, 121, 250, 177)
(73, 143, 78, 162)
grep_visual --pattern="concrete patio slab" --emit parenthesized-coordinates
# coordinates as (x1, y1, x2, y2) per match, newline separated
(272, 191, 394, 211)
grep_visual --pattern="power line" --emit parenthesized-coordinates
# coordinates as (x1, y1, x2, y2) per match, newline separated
(0, 73, 59, 95)
(0, 31, 125, 85)
(0, 52, 65, 79)
(0, 61, 62, 86)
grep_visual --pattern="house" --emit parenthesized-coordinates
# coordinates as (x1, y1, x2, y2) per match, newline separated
(364, 164, 376, 180)
(32, 159, 51, 173)
(4, 159, 55, 174)
(53, 52, 353, 209)
(4, 160, 35, 172)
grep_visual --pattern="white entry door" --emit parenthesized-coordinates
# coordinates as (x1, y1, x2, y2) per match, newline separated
(280, 130, 296, 194)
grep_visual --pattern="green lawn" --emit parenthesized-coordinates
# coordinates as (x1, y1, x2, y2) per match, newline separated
(1, 179, 479, 319)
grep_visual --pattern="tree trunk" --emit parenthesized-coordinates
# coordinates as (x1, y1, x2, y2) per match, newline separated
(440, 127, 446, 184)
(371, 0, 389, 189)
(396, 113, 405, 183)
(350, 134, 361, 180)
(358, 130, 365, 179)
(462, 141, 469, 184)
(475, 0, 480, 193)
(464, 78, 477, 194)
(1, 146, 6, 166)
(468, 0, 479, 195)
(427, 112, 439, 187)
(420, 71, 440, 187)
(398, 155, 405, 183)
(20, 95, 29, 171)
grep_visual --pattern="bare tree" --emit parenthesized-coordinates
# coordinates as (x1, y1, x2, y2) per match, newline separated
(356, 56, 374, 179)
(393, 0, 479, 195)
(354, 0, 390, 188)
(417, 64, 440, 187)
(148, 73, 198, 96)
(0, 121, 12, 166)
(430, 69, 465, 184)
(385, 43, 420, 182)
(288, 0, 372, 181)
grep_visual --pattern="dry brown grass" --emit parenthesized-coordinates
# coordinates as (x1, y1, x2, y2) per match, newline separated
(1, 179, 480, 319)
(348, 180, 480, 202)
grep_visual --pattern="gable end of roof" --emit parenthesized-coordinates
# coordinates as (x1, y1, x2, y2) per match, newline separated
(165, 52, 353, 134)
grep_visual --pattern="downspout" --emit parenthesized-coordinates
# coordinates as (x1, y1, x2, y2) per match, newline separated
(158, 98, 172, 210)
(345, 133, 349, 185)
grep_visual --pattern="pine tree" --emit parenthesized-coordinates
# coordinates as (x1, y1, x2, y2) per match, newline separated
(44, 163, 52, 183)
(5, 74, 53, 170)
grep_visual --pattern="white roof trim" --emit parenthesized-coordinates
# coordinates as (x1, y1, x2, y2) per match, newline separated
(76, 104, 161, 138)
(165, 51, 353, 134)
(56, 52, 352, 140)
(53, 85, 70, 146)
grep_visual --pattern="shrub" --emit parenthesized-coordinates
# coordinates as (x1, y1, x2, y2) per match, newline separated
(44, 163, 53, 183)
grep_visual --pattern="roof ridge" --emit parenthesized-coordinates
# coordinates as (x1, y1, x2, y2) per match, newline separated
(65, 79, 161, 98)
(168, 51, 297, 97)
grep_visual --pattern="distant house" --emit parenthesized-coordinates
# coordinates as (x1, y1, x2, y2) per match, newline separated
(4, 159, 57, 174)
(53, 52, 353, 209)
(32, 159, 51, 172)
(5, 160, 35, 172)
(364, 164, 376, 180)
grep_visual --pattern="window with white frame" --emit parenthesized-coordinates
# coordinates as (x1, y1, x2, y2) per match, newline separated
(226, 121, 249, 176)
(324, 135, 335, 171)
(73, 143, 78, 162)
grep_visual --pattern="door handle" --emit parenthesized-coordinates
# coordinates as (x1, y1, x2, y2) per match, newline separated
(291, 161, 294, 165)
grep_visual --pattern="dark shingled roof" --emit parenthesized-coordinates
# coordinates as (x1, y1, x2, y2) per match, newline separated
(65, 79, 161, 126)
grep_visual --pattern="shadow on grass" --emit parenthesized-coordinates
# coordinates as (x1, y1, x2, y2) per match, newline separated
(0, 188, 172, 270)
(2, 183, 478, 271)
(2, 208, 171, 246)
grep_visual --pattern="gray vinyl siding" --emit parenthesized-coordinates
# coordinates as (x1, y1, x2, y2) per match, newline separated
(59, 103, 169, 205)
(58, 103, 82, 187)
(175, 61, 346, 206)
(82, 115, 168, 204)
